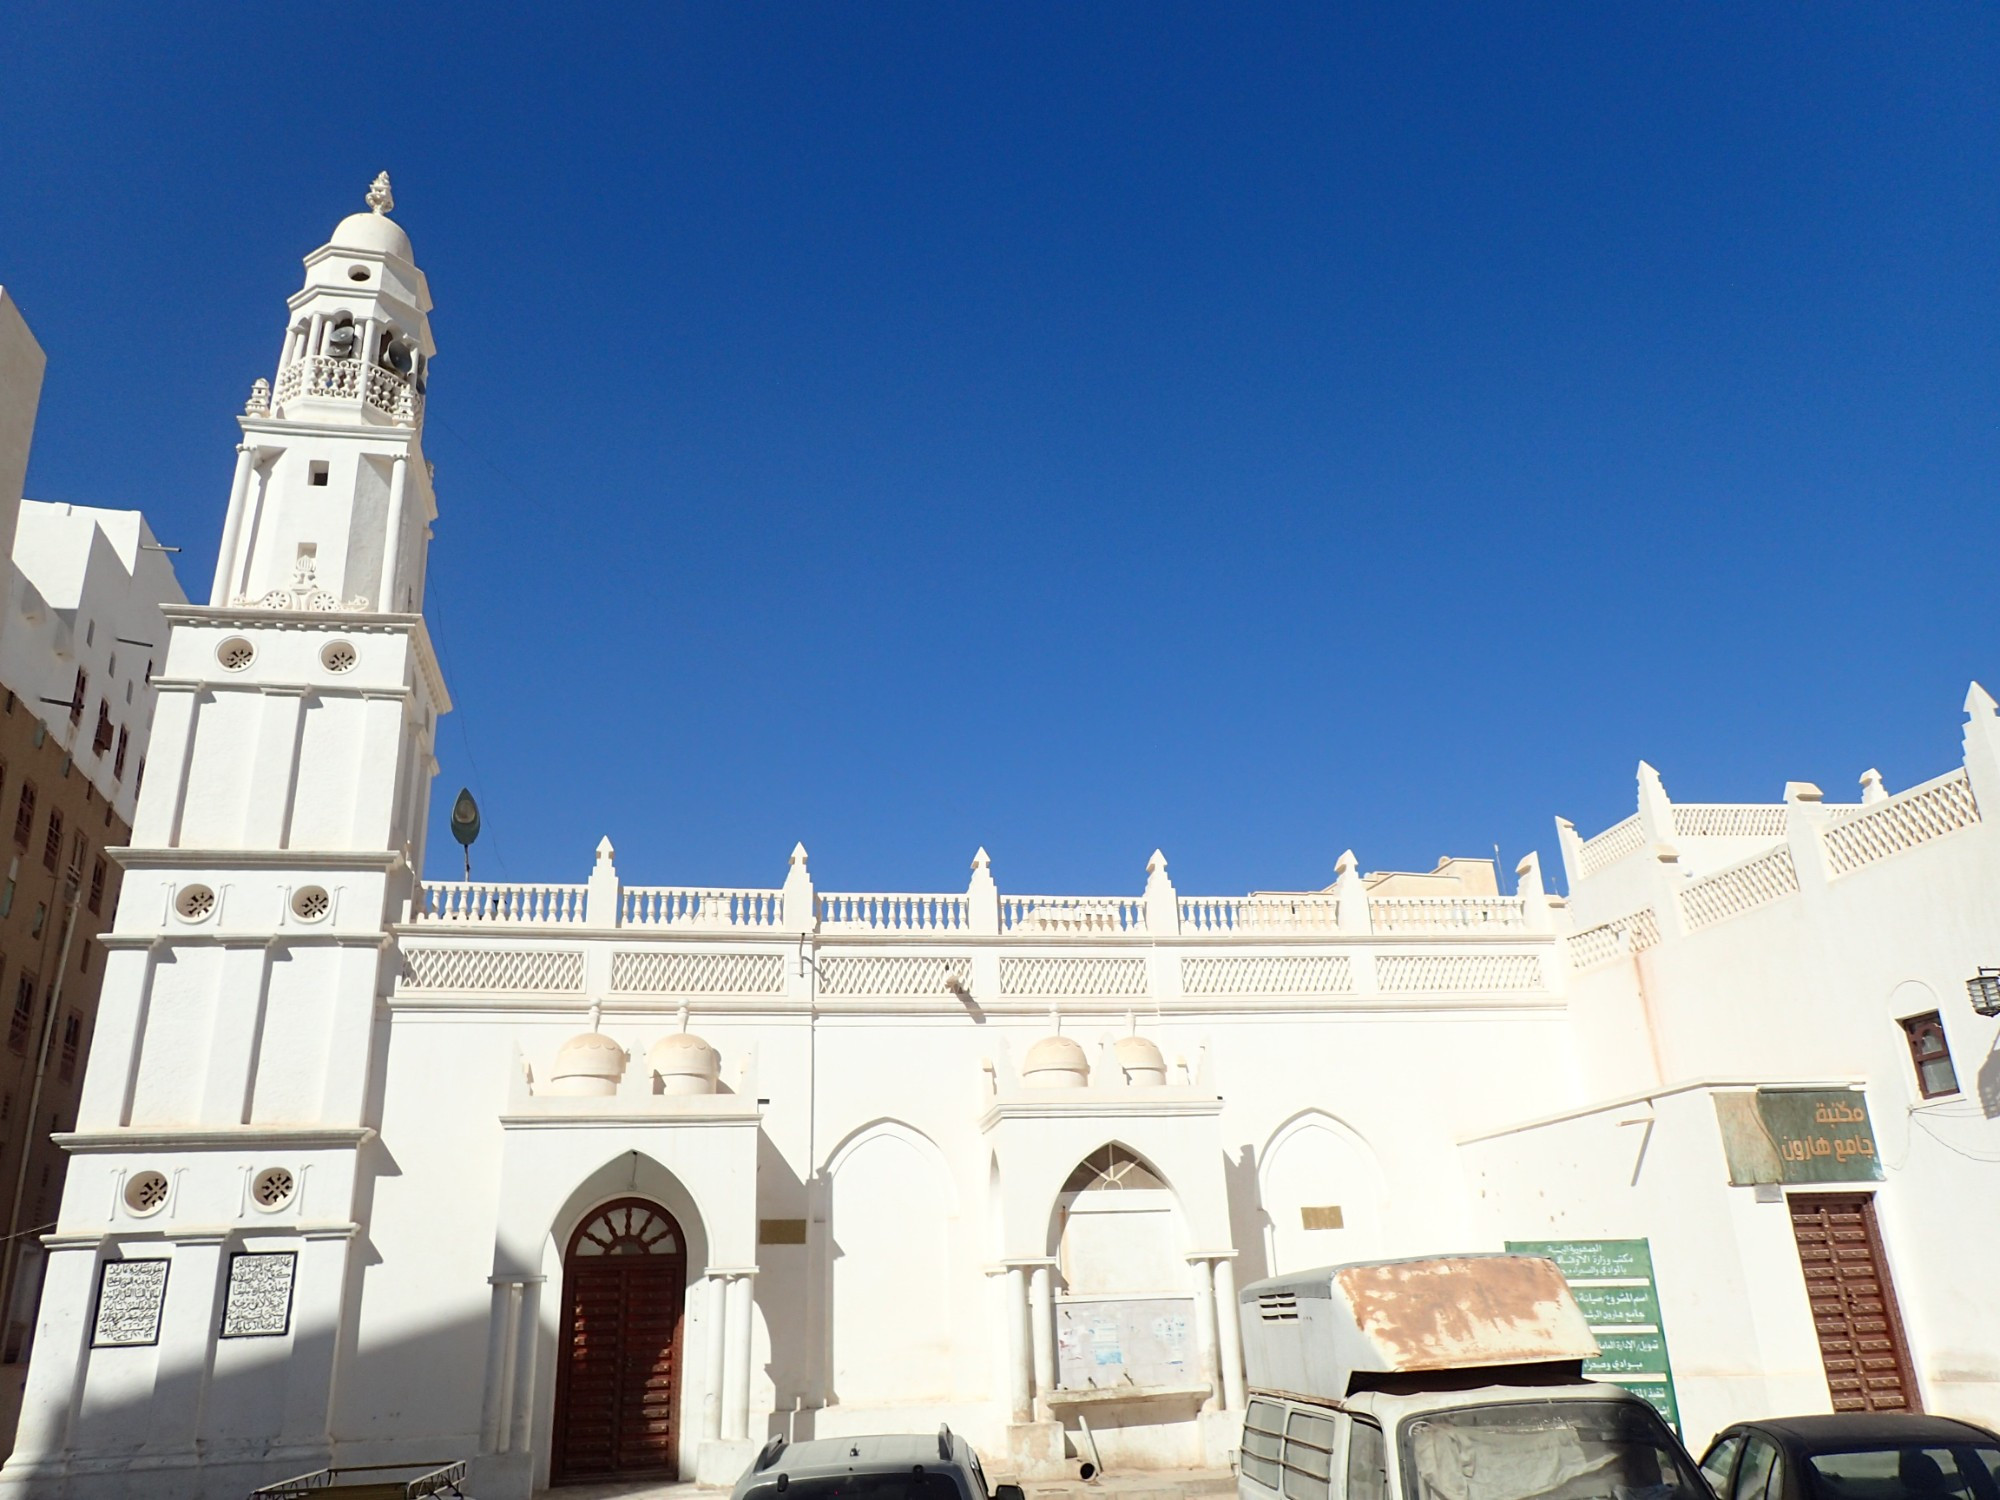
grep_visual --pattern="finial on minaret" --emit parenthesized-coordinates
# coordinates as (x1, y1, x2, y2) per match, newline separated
(366, 171, 394, 216)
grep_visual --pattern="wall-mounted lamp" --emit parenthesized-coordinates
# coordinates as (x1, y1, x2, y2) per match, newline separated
(1966, 968, 2000, 1017)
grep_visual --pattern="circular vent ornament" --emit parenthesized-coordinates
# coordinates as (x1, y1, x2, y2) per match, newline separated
(217, 637, 255, 671)
(291, 886, 331, 922)
(175, 884, 216, 922)
(320, 640, 357, 674)
(125, 1170, 169, 1216)
(251, 1167, 296, 1212)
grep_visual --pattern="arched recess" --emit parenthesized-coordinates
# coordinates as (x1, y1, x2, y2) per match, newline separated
(1047, 1143, 1195, 1391)
(1257, 1111, 1387, 1276)
(824, 1120, 956, 1405)
(526, 1155, 716, 1490)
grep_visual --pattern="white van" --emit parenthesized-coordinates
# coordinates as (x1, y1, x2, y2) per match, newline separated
(1236, 1256, 1710, 1500)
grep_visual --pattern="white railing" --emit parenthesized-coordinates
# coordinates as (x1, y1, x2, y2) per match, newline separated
(1179, 893, 1340, 934)
(272, 356, 420, 424)
(1368, 897, 1527, 933)
(621, 886, 783, 929)
(1566, 907, 1661, 971)
(412, 881, 587, 925)
(1001, 895, 1146, 936)
(1677, 846, 1799, 932)
(1576, 815, 1644, 879)
(1819, 767, 1982, 878)
(1671, 804, 1789, 840)
(818, 892, 970, 933)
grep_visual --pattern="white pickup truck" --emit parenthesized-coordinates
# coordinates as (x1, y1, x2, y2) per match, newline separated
(1236, 1254, 1709, 1500)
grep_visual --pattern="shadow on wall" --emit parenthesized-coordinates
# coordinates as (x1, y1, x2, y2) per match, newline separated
(1222, 1144, 1271, 1288)
(1978, 1034, 2000, 1120)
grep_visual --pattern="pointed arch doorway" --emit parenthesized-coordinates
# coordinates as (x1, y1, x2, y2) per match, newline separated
(552, 1197, 689, 1484)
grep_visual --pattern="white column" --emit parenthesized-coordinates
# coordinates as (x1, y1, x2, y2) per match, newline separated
(306, 312, 325, 359)
(723, 1271, 756, 1441)
(1004, 1264, 1031, 1424)
(703, 1273, 727, 1442)
(379, 453, 409, 611)
(145, 1235, 229, 1447)
(231, 459, 271, 601)
(508, 1278, 542, 1455)
(4, 1241, 100, 1469)
(1027, 1263, 1055, 1402)
(479, 1279, 517, 1452)
(1188, 1256, 1220, 1413)
(211, 445, 257, 606)
(278, 1228, 352, 1446)
(1213, 1257, 1245, 1412)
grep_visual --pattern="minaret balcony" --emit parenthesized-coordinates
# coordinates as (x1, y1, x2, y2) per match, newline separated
(272, 355, 423, 426)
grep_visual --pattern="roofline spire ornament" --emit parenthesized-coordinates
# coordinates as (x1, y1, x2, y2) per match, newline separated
(366, 171, 394, 216)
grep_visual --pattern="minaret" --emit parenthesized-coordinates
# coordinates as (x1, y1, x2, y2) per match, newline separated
(1, 178, 451, 1495)
(212, 171, 438, 616)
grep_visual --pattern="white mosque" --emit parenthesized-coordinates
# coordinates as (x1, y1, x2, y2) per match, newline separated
(3, 180, 1997, 1500)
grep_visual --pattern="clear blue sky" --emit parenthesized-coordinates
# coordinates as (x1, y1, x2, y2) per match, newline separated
(3, 5, 1995, 897)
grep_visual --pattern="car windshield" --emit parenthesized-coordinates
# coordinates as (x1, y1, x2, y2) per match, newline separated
(1803, 1443, 2000, 1500)
(1401, 1399, 1709, 1500)
(743, 1474, 967, 1500)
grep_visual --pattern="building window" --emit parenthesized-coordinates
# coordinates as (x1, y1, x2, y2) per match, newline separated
(113, 728, 128, 780)
(69, 668, 86, 725)
(13, 783, 34, 848)
(92, 701, 113, 756)
(59, 1014, 79, 1082)
(42, 808, 63, 873)
(88, 857, 106, 914)
(8, 973, 34, 1053)
(1902, 1013, 1959, 1099)
(0, 880, 12, 918)
(29, 904, 45, 939)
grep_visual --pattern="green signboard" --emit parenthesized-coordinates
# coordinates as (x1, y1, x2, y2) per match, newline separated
(1712, 1088, 1883, 1185)
(1507, 1238, 1680, 1433)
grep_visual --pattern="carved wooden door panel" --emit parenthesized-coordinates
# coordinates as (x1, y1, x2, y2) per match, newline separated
(553, 1198, 687, 1483)
(1789, 1193, 1919, 1413)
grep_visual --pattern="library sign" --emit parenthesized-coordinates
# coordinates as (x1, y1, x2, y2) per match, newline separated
(1712, 1088, 1882, 1186)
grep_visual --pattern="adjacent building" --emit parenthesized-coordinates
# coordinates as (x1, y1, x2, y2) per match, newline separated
(0, 293, 186, 1360)
(0, 181, 1994, 1500)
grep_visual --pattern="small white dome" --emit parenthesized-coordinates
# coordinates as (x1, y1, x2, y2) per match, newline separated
(1114, 1034, 1167, 1086)
(648, 1032, 720, 1096)
(329, 211, 412, 260)
(1022, 1035, 1089, 1089)
(546, 1032, 625, 1097)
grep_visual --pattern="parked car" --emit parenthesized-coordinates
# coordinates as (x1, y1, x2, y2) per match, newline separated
(732, 1428, 1024, 1500)
(1698, 1414, 2000, 1500)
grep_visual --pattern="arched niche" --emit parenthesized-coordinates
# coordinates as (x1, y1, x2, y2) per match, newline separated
(823, 1120, 957, 1405)
(1256, 1111, 1387, 1276)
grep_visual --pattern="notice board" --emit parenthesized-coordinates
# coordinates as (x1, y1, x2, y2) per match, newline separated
(1506, 1238, 1681, 1433)
(1055, 1297, 1195, 1390)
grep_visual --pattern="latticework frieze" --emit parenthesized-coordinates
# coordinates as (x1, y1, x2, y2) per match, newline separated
(1179, 955, 1352, 996)
(1575, 815, 1644, 879)
(1566, 908, 1662, 971)
(999, 956, 1149, 999)
(1677, 846, 1799, 932)
(1820, 769, 1981, 877)
(817, 956, 973, 996)
(610, 950, 786, 995)
(1374, 952, 1543, 993)
(399, 946, 585, 993)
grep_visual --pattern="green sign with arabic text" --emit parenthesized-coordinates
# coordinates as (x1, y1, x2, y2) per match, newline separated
(1713, 1088, 1882, 1185)
(1508, 1238, 1680, 1433)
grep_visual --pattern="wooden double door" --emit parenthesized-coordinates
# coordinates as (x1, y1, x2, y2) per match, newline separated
(1788, 1192, 1919, 1413)
(552, 1198, 688, 1483)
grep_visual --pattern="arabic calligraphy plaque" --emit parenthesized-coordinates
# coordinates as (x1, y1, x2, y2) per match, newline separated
(92, 1260, 169, 1347)
(220, 1251, 297, 1338)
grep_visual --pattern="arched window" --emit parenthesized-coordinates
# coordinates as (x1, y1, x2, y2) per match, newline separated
(1062, 1144, 1166, 1194)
